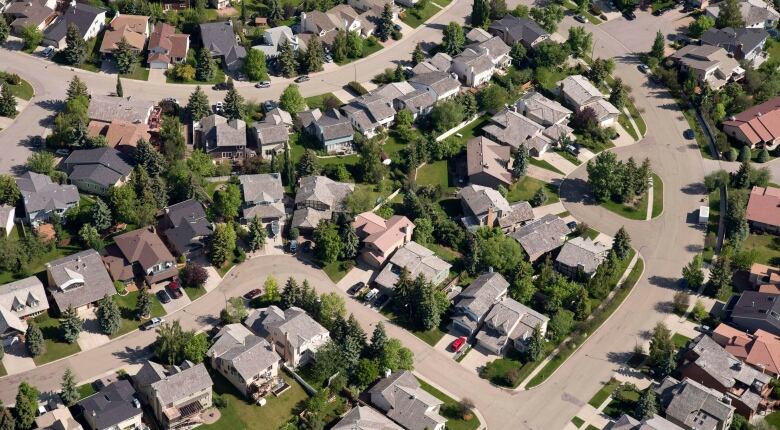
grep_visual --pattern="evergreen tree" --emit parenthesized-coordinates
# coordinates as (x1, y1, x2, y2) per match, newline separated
(135, 139, 165, 176)
(25, 322, 44, 357)
(210, 223, 237, 267)
(707, 254, 733, 301)
(0, 84, 17, 118)
(91, 197, 112, 231)
(114, 37, 138, 74)
(716, 0, 745, 28)
(59, 305, 83, 344)
(442, 22, 465, 56)
(196, 48, 215, 82)
(14, 383, 39, 430)
(377, 3, 394, 41)
(733, 160, 751, 188)
(305, 35, 325, 73)
(278, 39, 298, 78)
(281, 277, 300, 309)
(96, 295, 121, 335)
(63, 23, 86, 65)
(612, 227, 632, 260)
(513, 145, 528, 178)
(682, 254, 705, 290)
(648, 322, 675, 377)
(368, 321, 388, 358)
(574, 287, 590, 320)
(394, 64, 405, 81)
(223, 88, 245, 120)
(187, 86, 211, 121)
(526, 324, 545, 361)
(347, 30, 363, 58)
(314, 219, 342, 263)
(472, 0, 491, 27)
(340, 222, 359, 259)
(609, 78, 628, 109)
(489, 0, 507, 19)
(66, 76, 89, 101)
(0, 17, 8, 44)
(136, 287, 152, 319)
(332, 30, 348, 63)
(247, 216, 267, 251)
(297, 149, 319, 177)
(160, 115, 185, 160)
(116, 75, 123, 97)
(510, 42, 526, 66)
(267, 0, 283, 20)
(635, 389, 658, 420)
(0, 402, 13, 430)
(530, 188, 547, 207)
(283, 145, 296, 187)
(650, 30, 665, 59)
(60, 368, 79, 407)
(412, 43, 425, 65)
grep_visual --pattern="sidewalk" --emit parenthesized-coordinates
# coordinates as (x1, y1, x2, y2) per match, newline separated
(645, 182, 654, 220)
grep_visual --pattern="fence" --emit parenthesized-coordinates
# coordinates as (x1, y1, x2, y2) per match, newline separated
(435, 113, 484, 142)
(282, 363, 318, 396)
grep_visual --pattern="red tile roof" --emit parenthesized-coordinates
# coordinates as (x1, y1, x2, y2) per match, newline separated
(746, 186, 780, 228)
(713, 324, 780, 375)
(723, 95, 780, 146)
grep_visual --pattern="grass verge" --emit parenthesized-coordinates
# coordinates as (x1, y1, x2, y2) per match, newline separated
(651, 173, 663, 218)
(417, 378, 481, 430)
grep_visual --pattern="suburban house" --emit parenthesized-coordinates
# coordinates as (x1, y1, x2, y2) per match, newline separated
(412, 52, 454, 75)
(516, 91, 572, 127)
(99, 14, 150, 55)
(88, 96, 156, 127)
(290, 175, 353, 232)
(458, 184, 512, 231)
(207, 324, 280, 399)
(730, 289, 780, 335)
(611, 414, 684, 430)
(466, 136, 512, 189)
(368, 371, 446, 430)
(199, 21, 247, 72)
(488, 15, 549, 48)
(712, 323, 780, 376)
(133, 361, 213, 429)
(299, 3, 384, 41)
(745, 186, 780, 233)
(147, 23, 190, 69)
(352, 212, 415, 268)
(510, 214, 570, 261)
(722, 95, 780, 148)
(42, 3, 106, 49)
(408, 72, 461, 102)
(251, 26, 303, 58)
(450, 37, 511, 87)
(103, 226, 178, 287)
(554, 236, 612, 279)
(395, 89, 436, 119)
(61, 147, 133, 196)
(17, 171, 79, 226)
(0, 205, 14, 237)
(238, 173, 285, 223)
(482, 105, 573, 156)
(452, 272, 509, 337)
(78, 380, 143, 430)
(160, 199, 213, 259)
(45, 249, 115, 313)
(475, 297, 548, 355)
(333, 406, 403, 430)
(87, 120, 151, 153)
(210, 0, 228, 10)
(670, 45, 745, 90)
(700, 27, 769, 65)
(558, 75, 620, 127)
(35, 398, 83, 430)
(0, 276, 48, 339)
(678, 335, 772, 418)
(244, 306, 330, 367)
(705, 0, 779, 28)
(655, 376, 735, 430)
(749, 262, 780, 287)
(342, 94, 396, 138)
(2, 0, 55, 34)
(497, 201, 535, 232)
(250, 108, 292, 158)
(194, 114, 249, 161)
(300, 108, 355, 154)
(374, 241, 452, 292)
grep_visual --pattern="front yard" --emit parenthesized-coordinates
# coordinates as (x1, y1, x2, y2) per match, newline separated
(416, 378, 481, 430)
(0, 73, 34, 100)
(507, 176, 560, 204)
(112, 290, 166, 338)
(400, 0, 453, 28)
(32, 311, 82, 366)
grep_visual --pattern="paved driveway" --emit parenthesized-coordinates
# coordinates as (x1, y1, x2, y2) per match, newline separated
(77, 309, 111, 351)
(1, 341, 35, 375)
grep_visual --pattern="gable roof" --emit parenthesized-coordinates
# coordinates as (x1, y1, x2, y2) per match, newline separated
(43, 3, 105, 42)
(87, 120, 151, 150)
(510, 214, 569, 260)
(455, 272, 509, 321)
(368, 371, 446, 430)
(686, 335, 772, 393)
(16, 172, 79, 215)
(162, 199, 212, 256)
(198, 114, 247, 150)
(79, 380, 141, 429)
(199, 21, 246, 61)
(656, 376, 734, 430)
(99, 14, 148, 52)
(700, 27, 768, 58)
(706, 0, 780, 27)
(0, 276, 47, 334)
(208, 324, 280, 381)
(408, 72, 460, 98)
(459, 184, 511, 217)
(714, 324, 780, 375)
(466, 136, 512, 185)
(239, 173, 284, 203)
(333, 406, 404, 430)
(314, 108, 353, 141)
(353, 213, 414, 260)
(555, 236, 612, 275)
(64, 147, 133, 188)
(558, 75, 603, 107)
(375, 241, 452, 289)
(5, 0, 54, 30)
(88, 96, 154, 124)
(294, 175, 353, 209)
(746, 186, 780, 228)
(487, 15, 548, 45)
(482, 108, 544, 150)
(244, 306, 329, 349)
(113, 227, 175, 271)
(722, 96, 780, 145)
(46, 249, 115, 310)
(517, 91, 572, 126)
(147, 23, 189, 64)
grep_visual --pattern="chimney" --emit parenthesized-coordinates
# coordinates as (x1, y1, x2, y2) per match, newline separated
(486, 206, 496, 227)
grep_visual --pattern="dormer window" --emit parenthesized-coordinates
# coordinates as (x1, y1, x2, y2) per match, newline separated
(11, 297, 24, 312)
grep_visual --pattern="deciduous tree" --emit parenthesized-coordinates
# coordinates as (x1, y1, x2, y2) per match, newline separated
(279, 84, 306, 114)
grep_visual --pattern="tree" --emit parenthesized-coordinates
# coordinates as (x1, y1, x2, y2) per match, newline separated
(136, 139, 164, 176)
(635, 389, 658, 420)
(183, 332, 209, 363)
(0, 17, 8, 44)
(757, 148, 770, 163)
(682, 254, 705, 290)
(196, 48, 215, 82)
(530, 5, 564, 33)
(115, 75, 124, 98)
(510, 42, 527, 67)
(430, 99, 465, 132)
(319, 292, 346, 329)
(738, 145, 752, 162)
(368, 321, 388, 358)
(212, 183, 242, 220)
(442, 22, 465, 56)
(412, 43, 425, 65)
(279, 39, 298, 77)
(707, 254, 732, 300)
(298, 149, 319, 178)
(688, 15, 715, 37)
(567, 26, 592, 58)
(355, 358, 380, 387)
(0, 84, 17, 118)
(14, 382, 39, 430)
(716, 0, 745, 28)
(471, 0, 491, 28)
(63, 23, 86, 65)
(96, 295, 121, 336)
(243, 46, 270, 82)
(160, 115, 185, 160)
(587, 151, 620, 202)
(648, 322, 675, 377)
(490, 0, 507, 19)
(187, 86, 211, 121)
(136, 287, 152, 319)
(26, 152, 55, 174)
(221, 296, 248, 324)
(181, 263, 209, 289)
(305, 35, 325, 73)
(223, 88, 245, 120)
(79, 224, 104, 250)
(513, 146, 529, 178)
(0, 403, 12, 430)
(609, 78, 629, 109)
(526, 324, 545, 361)
(359, 137, 385, 183)
(280, 84, 307, 114)
(650, 31, 665, 59)
(20, 24, 42, 50)
(574, 287, 591, 320)
(281, 277, 300, 309)
(530, 188, 547, 207)
(114, 37, 138, 74)
(612, 227, 631, 260)
(155, 321, 186, 364)
(59, 305, 83, 344)
(210, 223, 237, 267)
(314, 220, 342, 263)
(377, 3, 394, 41)
(267, 0, 283, 20)
(672, 290, 690, 314)
(89, 197, 112, 231)
(247, 216, 267, 251)
(263, 276, 280, 303)
(340, 222, 359, 259)
(589, 58, 615, 83)
(60, 368, 79, 407)
(478, 84, 509, 114)
(25, 322, 44, 357)
(347, 30, 363, 58)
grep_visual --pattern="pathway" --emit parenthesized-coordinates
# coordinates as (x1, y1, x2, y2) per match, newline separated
(622, 106, 642, 140)
(645, 181, 654, 220)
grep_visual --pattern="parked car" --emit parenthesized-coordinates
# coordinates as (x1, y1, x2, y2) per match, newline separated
(565, 144, 580, 156)
(214, 102, 224, 114)
(295, 75, 310, 83)
(567, 221, 578, 231)
(348, 282, 366, 295)
(263, 100, 277, 112)
(451, 336, 467, 352)
(375, 294, 390, 308)
(41, 46, 54, 57)
(683, 129, 695, 140)
(141, 317, 165, 331)
(166, 281, 183, 299)
(324, 55, 333, 63)
(393, 24, 402, 31)
(55, 149, 70, 157)
(623, 9, 636, 19)
(574, 14, 587, 23)
(255, 81, 271, 88)
(270, 220, 280, 237)
(156, 290, 171, 304)
(288, 239, 298, 253)
(638, 64, 650, 74)
(244, 289, 262, 299)
(213, 81, 231, 91)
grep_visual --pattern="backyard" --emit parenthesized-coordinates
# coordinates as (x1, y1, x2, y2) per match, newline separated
(506, 176, 560, 204)
(416, 160, 454, 193)
(742, 234, 780, 266)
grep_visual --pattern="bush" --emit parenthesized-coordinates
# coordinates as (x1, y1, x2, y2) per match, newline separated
(589, 3, 602, 14)
(348, 81, 368, 95)
(757, 148, 770, 163)
(725, 147, 738, 161)
(213, 394, 228, 409)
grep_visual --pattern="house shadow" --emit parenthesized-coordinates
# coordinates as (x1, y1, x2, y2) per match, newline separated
(558, 177, 597, 206)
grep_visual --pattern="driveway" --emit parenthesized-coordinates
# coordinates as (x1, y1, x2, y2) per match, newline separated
(151, 283, 192, 314)
(526, 165, 563, 183)
(77, 309, 111, 351)
(541, 151, 578, 175)
(1, 341, 35, 375)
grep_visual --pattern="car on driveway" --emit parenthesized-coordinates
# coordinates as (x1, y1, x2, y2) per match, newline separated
(157, 290, 171, 304)
(567, 221, 578, 231)
(166, 281, 183, 299)
(295, 75, 310, 83)
(348, 282, 366, 295)
(244, 289, 261, 299)
(141, 317, 165, 331)
(574, 14, 587, 23)
(623, 9, 636, 19)
(451, 336, 467, 352)
(638, 64, 650, 74)
(393, 24, 402, 31)
(55, 149, 71, 157)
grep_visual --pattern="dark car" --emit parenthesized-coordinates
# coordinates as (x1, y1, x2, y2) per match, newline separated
(244, 289, 262, 299)
(567, 221, 578, 231)
(623, 9, 636, 19)
(156, 290, 171, 304)
(295, 75, 310, 83)
(393, 24, 402, 31)
(684, 129, 695, 140)
(348, 282, 366, 295)
(574, 14, 587, 23)
(166, 281, 183, 299)
(212, 81, 232, 91)
(374, 294, 390, 308)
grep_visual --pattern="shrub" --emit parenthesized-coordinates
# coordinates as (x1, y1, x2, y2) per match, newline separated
(348, 81, 368, 95)
(213, 394, 228, 409)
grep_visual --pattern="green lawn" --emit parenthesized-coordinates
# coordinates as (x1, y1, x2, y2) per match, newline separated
(401, 0, 449, 28)
(77, 383, 96, 400)
(380, 307, 446, 346)
(417, 378, 480, 430)
(166, 68, 226, 85)
(184, 284, 208, 301)
(112, 290, 166, 338)
(32, 312, 82, 366)
(1, 76, 34, 100)
(672, 333, 691, 349)
(555, 150, 582, 166)
(529, 157, 564, 175)
(426, 243, 460, 264)
(202, 372, 309, 430)
(416, 160, 451, 190)
(320, 259, 354, 283)
(0, 363, 6, 377)
(618, 113, 639, 141)
(535, 67, 571, 91)
(334, 38, 384, 65)
(304, 93, 343, 111)
(681, 106, 713, 160)
(765, 410, 780, 428)
(0, 242, 82, 285)
(480, 356, 527, 387)
(507, 176, 560, 204)
(625, 99, 646, 136)
(651, 174, 663, 218)
(562, 0, 602, 23)
(602, 385, 641, 419)
(572, 416, 585, 428)
(120, 66, 150, 81)
(439, 115, 490, 145)
(742, 234, 780, 266)
(600, 192, 648, 220)
(588, 378, 619, 407)
(585, 426, 600, 430)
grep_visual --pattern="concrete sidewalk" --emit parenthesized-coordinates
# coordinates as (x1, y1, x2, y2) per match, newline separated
(527, 165, 564, 182)
(541, 152, 578, 175)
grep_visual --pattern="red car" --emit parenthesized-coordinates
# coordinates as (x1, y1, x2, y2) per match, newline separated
(166, 280, 183, 299)
(244, 289, 262, 300)
(450, 336, 467, 352)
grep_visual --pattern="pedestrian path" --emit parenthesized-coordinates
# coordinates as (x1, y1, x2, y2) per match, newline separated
(645, 182, 654, 220)
(622, 107, 642, 140)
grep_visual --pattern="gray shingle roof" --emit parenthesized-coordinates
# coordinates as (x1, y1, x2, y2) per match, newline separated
(46, 249, 115, 310)
(656, 376, 734, 430)
(408, 72, 460, 98)
(43, 3, 105, 42)
(0, 276, 47, 335)
(510, 214, 569, 261)
(686, 335, 771, 396)
(374, 241, 451, 290)
(555, 236, 611, 276)
(706, 0, 780, 27)
(314, 109, 353, 141)
(209, 324, 280, 382)
(333, 406, 404, 430)
(700, 27, 768, 59)
(79, 380, 141, 430)
(88, 96, 154, 124)
(396, 89, 436, 114)
(516, 91, 572, 126)
(239, 173, 284, 204)
(498, 201, 534, 230)
(198, 114, 247, 150)
(455, 272, 509, 324)
(459, 184, 511, 218)
(731, 290, 780, 332)
(488, 15, 549, 46)
(245, 306, 329, 350)
(151, 362, 212, 406)
(63, 147, 133, 188)
(17, 172, 79, 215)
(162, 199, 212, 256)
(199, 21, 247, 63)
(368, 371, 446, 430)
(483, 108, 544, 151)
(558, 75, 603, 108)
(466, 136, 511, 186)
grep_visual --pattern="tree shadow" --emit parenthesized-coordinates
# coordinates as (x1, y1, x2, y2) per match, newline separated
(111, 344, 154, 364)
(680, 182, 706, 195)
(648, 275, 680, 290)
(606, 350, 633, 364)
(654, 300, 673, 314)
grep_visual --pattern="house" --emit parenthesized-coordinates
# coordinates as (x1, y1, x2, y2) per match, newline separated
(712, 323, 780, 376)
(700, 27, 768, 65)
(160, 199, 213, 259)
(207, 324, 280, 399)
(352, 212, 415, 268)
(133, 361, 212, 429)
(482, 108, 549, 156)
(722, 96, 780, 148)
(488, 15, 549, 48)
(61, 147, 133, 196)
(103, 226, 178, 287)
(79, 380, 143, 430)
(748, 262, 780, 287)
(705, 0, 779, 28)
(558, 75, 620, 127)
(42, 3, 106, 49)
(251, 26, 302, 58)
(302, 108, 355, 154)
(0, 276, 48, 339)
(35, 398, 83, 430)
(199, 21, 247, 72)
(299, 4, 379, 40)
(87, 120, 151, 154)
(239, 173, 285, 223)
(408, 72, 461, 102)
(2, 0, 55, 35)
(745, 186, 780, 233)
(250, 108, 292, 158)
(466, 136, 512, 189)
(611, 414, 683, 430)
(452, 272, 509, 336)
(730, 290, 780, 335)
(497, 201, 535, 232)
(412, 52, 453, 75)
(516, 91, 572, 127)
(670, 45, 744, 90)
(368, 371, 446, 430)
(0, 205, 15, 237)
(244, 306, 330, 367)
(46, 249, 115, 313)
(333, 406, 403, 430)
(451, 37, 511, 87)
(17, 171, 79, 226)
(458, 184, 512, 231)
(554, 236, 612, 279)
(194, 114, 249, 161)
(374, 241, 451, 292)
(147, 23, 189, 69)
(99, 14, 150, 55)
(475, 297, 548, 355)
(678, 335, 772, 418)
(210, 0, 228, 10)
(290, 175, 353, 232)
(88, 96, 156, 126)
(342, 94, 396, 138)
(655, 376, 735, 430)
(395, 89, 436, 119)
(510, 214, 570, 261)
